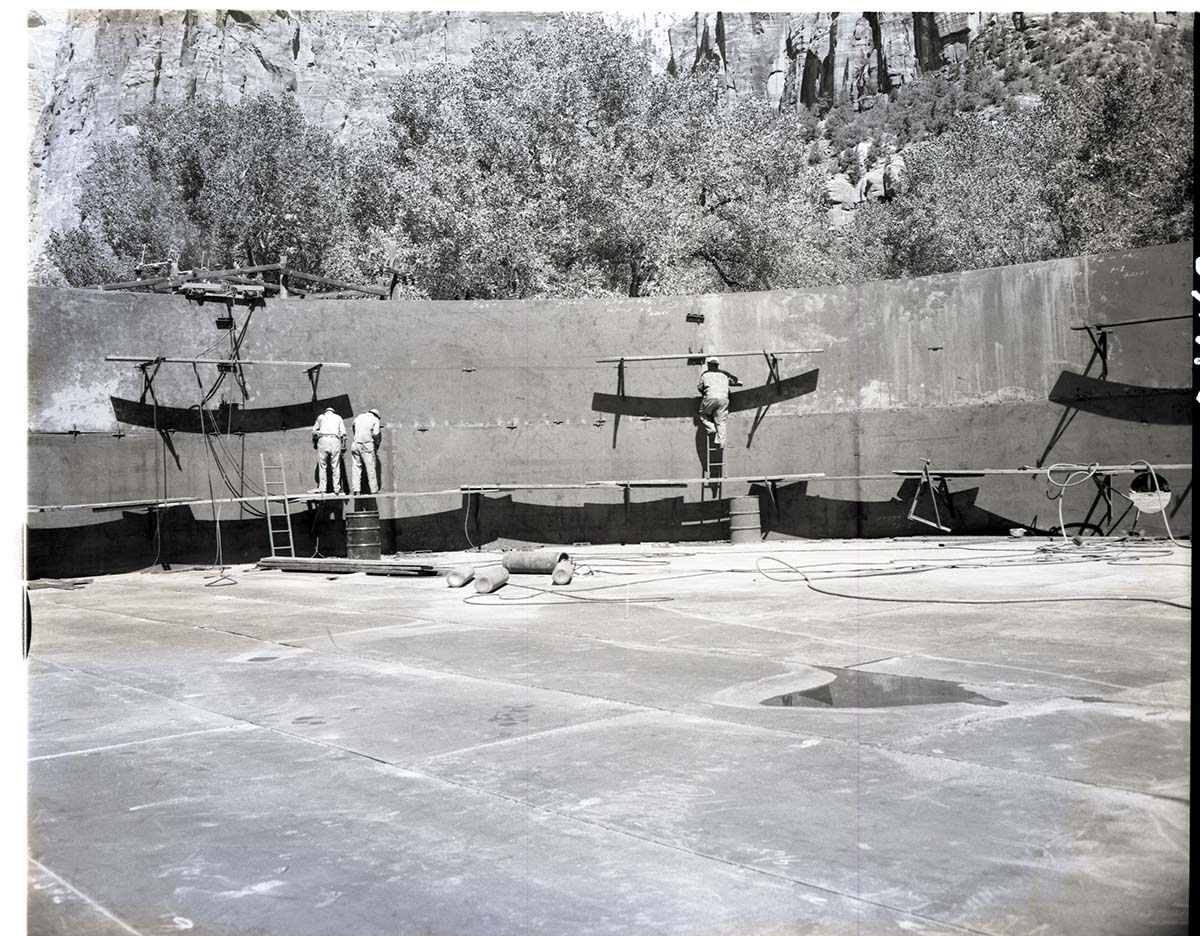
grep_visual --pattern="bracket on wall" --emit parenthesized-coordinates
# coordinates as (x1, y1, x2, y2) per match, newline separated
(685, 311, 705, 323)
(763, 351, 782, 389)
(766, 479, 780, 518)
(137, 357, 165, 405)
(616, 359, 626, 397)
(1088, 471, 1115, 531)
(1079, 325, 1109, 381)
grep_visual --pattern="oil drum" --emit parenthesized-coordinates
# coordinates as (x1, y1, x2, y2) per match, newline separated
(729, 494, 762, 544)
(346, 510, 382, 561)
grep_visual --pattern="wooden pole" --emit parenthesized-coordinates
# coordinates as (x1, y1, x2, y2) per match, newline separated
(27, 465, 1194, 515)
(105, 356, 351, 368)
(596, 349, 825, 363)
(97, 275, 172, 291)
(279, 269, 389, 298)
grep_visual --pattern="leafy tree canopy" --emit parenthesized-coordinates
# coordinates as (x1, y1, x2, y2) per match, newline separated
(849, 59, 1193, 279)
(47, 95, 365, 284)
(379, 15, 844, 299)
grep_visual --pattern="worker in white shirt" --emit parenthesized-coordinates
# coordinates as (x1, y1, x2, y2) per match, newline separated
(311, 406, 347, 494)
(350, 408, 383, 495)
(697, 357, 740, 447)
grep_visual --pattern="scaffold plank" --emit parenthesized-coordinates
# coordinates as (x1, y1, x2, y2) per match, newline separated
(596, 349, 824, 363)
(105, 356, 351, 368)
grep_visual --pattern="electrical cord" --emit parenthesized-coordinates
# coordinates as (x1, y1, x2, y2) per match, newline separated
(197, 307, 255, 407)
(1044, 462, 1100, 545)
(1043, 460, 1189, 548)
(463, 570, 712, 605)
(455, 536, 1189, 608)
(693, 542, 1182, 579)
(753, 555, 1190, 611)
(192, 365, 236, 586)
(200, 421, 266, 516)
(463, 492, 477, 551)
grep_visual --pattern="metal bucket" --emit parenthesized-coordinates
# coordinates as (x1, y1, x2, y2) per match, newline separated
(729, 495, 762, 544)
(1129, 471, 1172, 514)
(346, 510, 381, 561)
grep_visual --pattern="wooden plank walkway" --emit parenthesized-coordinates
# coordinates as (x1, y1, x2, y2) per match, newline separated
(256, 557, 441, 576)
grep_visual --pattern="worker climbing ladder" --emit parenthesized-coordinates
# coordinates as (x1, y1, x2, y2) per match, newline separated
(260, 455, 297, 558)
(593, 348, 824, 505)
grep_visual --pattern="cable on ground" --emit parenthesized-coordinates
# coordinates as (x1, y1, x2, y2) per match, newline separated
(753, 555, 1190, 611)
(462, 570, 713, 605)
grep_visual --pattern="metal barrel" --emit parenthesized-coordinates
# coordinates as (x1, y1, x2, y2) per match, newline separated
(346, 510, 382, 560)
(729, 495, 762, 544)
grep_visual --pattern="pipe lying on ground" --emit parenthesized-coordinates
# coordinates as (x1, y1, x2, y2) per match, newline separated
(474, 566, 509, 594)
(502, 549, 569, 574)
(551, 560, 574, 586)
(446, 565, 476, 588)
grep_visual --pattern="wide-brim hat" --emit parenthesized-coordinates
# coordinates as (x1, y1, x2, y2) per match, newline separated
(369, 408, 380, 417)
(705, 356, 720, 365)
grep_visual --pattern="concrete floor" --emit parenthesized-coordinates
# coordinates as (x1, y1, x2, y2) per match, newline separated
(27, 539, 1190, 936)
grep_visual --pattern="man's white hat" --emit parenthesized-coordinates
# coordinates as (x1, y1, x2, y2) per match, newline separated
(369, 408, 380, 417)
(705, 356, 720, 365)
(324, 407, 335, 413)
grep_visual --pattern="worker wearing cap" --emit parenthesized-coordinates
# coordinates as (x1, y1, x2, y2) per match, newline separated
(311, 406, 347, 493)
(698, 357, 739, 447)
(350, 408, 383, 495)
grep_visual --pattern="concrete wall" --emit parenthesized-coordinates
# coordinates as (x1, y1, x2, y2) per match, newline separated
(27, 242, 1193, 577)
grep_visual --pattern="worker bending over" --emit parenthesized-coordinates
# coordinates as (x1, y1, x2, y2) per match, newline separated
(350, 407, 383, 495)
(311, 406, 347, 493)
(698, 356, 740, 447)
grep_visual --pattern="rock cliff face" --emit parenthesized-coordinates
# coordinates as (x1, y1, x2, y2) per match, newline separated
(27, 9, 981, 252)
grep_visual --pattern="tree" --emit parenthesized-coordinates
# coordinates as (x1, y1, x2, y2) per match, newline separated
(45, 95, 362, 284)
(1042, 62, 1194, 256)
(379, 15, 841, 299)
(849, 107, 1063, 277)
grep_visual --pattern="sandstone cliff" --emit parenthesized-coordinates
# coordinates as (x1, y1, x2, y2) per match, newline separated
(29, 9, 985, 254)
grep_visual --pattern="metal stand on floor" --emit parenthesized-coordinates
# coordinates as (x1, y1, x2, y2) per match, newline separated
(907, 459, 953, 532)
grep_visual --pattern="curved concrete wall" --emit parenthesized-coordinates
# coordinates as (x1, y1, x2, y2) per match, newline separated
(27, 242, 1193, 576)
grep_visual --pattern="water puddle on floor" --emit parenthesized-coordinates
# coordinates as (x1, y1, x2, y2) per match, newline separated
(761, 667, 1005, 709)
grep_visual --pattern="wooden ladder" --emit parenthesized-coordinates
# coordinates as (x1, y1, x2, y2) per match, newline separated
(702, 433, 724, 502)
(260, 454, 297, 558)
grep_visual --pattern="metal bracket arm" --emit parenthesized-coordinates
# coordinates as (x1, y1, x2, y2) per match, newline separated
(1081, 325, 1109, 381)
(763, 351, 781, 388)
